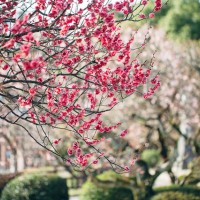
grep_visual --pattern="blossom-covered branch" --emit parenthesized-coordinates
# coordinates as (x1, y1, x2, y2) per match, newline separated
(0, 0, 163, 172)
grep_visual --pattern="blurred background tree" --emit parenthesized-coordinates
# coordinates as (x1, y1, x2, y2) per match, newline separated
(143, 0, 200, 41)
(160, 0, 200, 40)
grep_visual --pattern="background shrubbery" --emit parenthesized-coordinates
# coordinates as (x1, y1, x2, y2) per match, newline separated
(0, 173, 21, 197)
(0, 173, 68, 200)
(80, 170, 133, 200)
(151, 191, 200, 200)
(141, 149, 160, 168)
(151, 185, 200, 200)
(80, 180, 133, 200)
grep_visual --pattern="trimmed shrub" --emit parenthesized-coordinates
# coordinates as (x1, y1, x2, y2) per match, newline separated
(97, 170, 127, 182)
(0, 173, 21, 196)
(151, 185, 200, 200)
(1, 173, 68, 200)
(81, 171, 133, 200)
(80, 180, 133, 200)
(154, 185, 200, 195)
(141, 149, 160, 168)
(150, 191, 200, 200)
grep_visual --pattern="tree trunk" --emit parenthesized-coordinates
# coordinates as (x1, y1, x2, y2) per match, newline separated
(0, 131, 18, 172)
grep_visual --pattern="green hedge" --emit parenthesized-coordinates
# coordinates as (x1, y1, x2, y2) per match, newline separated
(80, 180, 133, 200)
(0, 173, 21, 196)
(1, 173, 68, 200)
(151, 185, 200, 200)
(97, 170, 128, 182)
(81, 170, 133, 200)
(154, 185, 200, 195)
(150, 191, 200, 200)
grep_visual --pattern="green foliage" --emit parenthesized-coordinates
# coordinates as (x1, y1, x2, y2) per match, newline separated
(154, 185, 200, 194)
(141, 149, 160, 168)
(183, 157, 200, 185)
(80, 170, 133, 200)
(159, 0, 200, 40)
(151, 185, 200, 200)
(1, 173, 68, 200)
(0, 173, 21, 197)
(80, 180, 133, 200)
(150, 191, 200, 200)
(142, 0, 200, 40)
(97, 170, 124, 182)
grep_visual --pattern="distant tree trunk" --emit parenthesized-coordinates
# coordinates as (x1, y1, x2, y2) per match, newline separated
(0, 132, 18, 172)
(157, 117, 168, 160)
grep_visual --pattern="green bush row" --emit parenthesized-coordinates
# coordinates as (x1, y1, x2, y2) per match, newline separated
(80, 170, 200, 200)
(3, 170, 200, 200)
(81, 182, 200, 200)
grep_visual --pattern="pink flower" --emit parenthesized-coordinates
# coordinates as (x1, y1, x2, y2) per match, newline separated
(23, 32, 34, 42)
(2, 64, 9, 70)
(17, 97, 23, 103)
(12, 53, 21, 62)
(3, 39, 15, 48)
(139, 13, 146, 19)
(141, 0, 148, 6)
(54, 87, 61, 95)
(149, 13, 155, 18)
(53, 138, 61, 145)
(120, 129, 128, 137)
(23, 61, 31, 70)
(29, 88, 36, 96)
(67, 148, 73, 156)
(30, 60, 39, 69)
(72, 142, 79, 150)
(20, 43, 31, 56)
(92, 160, 98, 164)
(124, 166, 129, 172)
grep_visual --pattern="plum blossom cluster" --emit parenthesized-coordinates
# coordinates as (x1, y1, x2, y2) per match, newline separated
(0, 0, 164, 172)
(139, 0, 162, 19)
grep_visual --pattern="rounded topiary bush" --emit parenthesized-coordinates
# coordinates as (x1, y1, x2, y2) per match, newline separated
(1, 173, 68, 200)
(80, 180, 133, 200)
(0, 173, 21, 196)
(150, 191, 200, 200)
